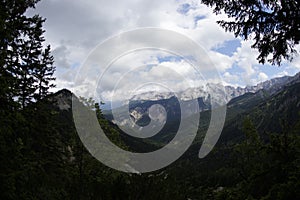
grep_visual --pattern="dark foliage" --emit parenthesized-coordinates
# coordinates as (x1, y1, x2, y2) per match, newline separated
(201, 0, 300, 65)
(0, 0, 55, 108)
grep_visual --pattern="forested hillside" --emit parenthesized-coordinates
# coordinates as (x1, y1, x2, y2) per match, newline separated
(1, 80, 299, 199)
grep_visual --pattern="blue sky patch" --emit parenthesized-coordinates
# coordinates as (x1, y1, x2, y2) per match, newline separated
(177, 3, 191, 15)
(157, 55, 182, 63)
(194, 15, 206, 23)
(213, 39, 241, 56)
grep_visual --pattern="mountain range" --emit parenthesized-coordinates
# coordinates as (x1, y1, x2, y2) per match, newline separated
(49, 71, 300, 150)
(103, 72, 300, 127)
(130, 72, 300, 102)
(38, 71, 300, 199)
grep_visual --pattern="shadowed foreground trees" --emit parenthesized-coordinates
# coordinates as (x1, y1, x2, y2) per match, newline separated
(213, 118, 300, 200)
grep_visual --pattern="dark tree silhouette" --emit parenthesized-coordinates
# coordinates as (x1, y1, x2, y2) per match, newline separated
(0, 0, 55, 108)
(0, 1, 57, 198)
(201, 0, 300, 65)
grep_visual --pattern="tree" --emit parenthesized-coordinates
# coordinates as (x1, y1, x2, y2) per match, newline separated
(214, 116, 300, 199)
(201, 0, 300, 65)
(0, 0, 55, 108)
(35, 45, 55, 100)
(0, 0, 56, 198)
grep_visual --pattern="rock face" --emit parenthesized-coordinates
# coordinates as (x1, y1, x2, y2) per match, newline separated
(48, 89, 72, 111)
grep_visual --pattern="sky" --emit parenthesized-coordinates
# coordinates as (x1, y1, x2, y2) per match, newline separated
(27, 0, 300, 102)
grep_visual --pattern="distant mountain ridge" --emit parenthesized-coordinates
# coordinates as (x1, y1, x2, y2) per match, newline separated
(47, 72, 300, 152)
(130, 72, 300, 102)
(104, 72, 300, 126)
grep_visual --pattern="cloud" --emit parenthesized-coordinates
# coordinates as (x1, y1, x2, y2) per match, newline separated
(232, 40, 260, 85)
(290, 45, 300, 69)
(95, 58, 207, 102)
(273, 70, 289, 78)
(52, 45, 71, 69)
(208, 51, 234, 72)
(258, 72, 268, 82)
(25, 0, 298, 101)
(222, 72, 240, 85)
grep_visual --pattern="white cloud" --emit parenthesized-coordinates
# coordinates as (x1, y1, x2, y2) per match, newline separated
(208, 51, 234, 72)
(222, 72, 240, 85)
(232, 40, 260, 85)
(26, 0, 298, 101)
(52, 45, 71, 69)
(291, 45, 300, 69)
(258, 72, 268, 82)
(273, 70, 289, 78)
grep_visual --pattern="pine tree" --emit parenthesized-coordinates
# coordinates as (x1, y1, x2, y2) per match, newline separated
(0, 0, 55, 108)
(0, 1, 57, 198)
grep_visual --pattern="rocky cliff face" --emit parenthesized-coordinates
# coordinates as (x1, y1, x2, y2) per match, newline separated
(48, 89, 72, 111)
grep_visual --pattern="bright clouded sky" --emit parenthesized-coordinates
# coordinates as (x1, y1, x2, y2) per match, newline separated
(27, 0, 300, 101)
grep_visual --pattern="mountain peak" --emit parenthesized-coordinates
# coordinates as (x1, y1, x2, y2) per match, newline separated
(49, 89, 72, 110)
